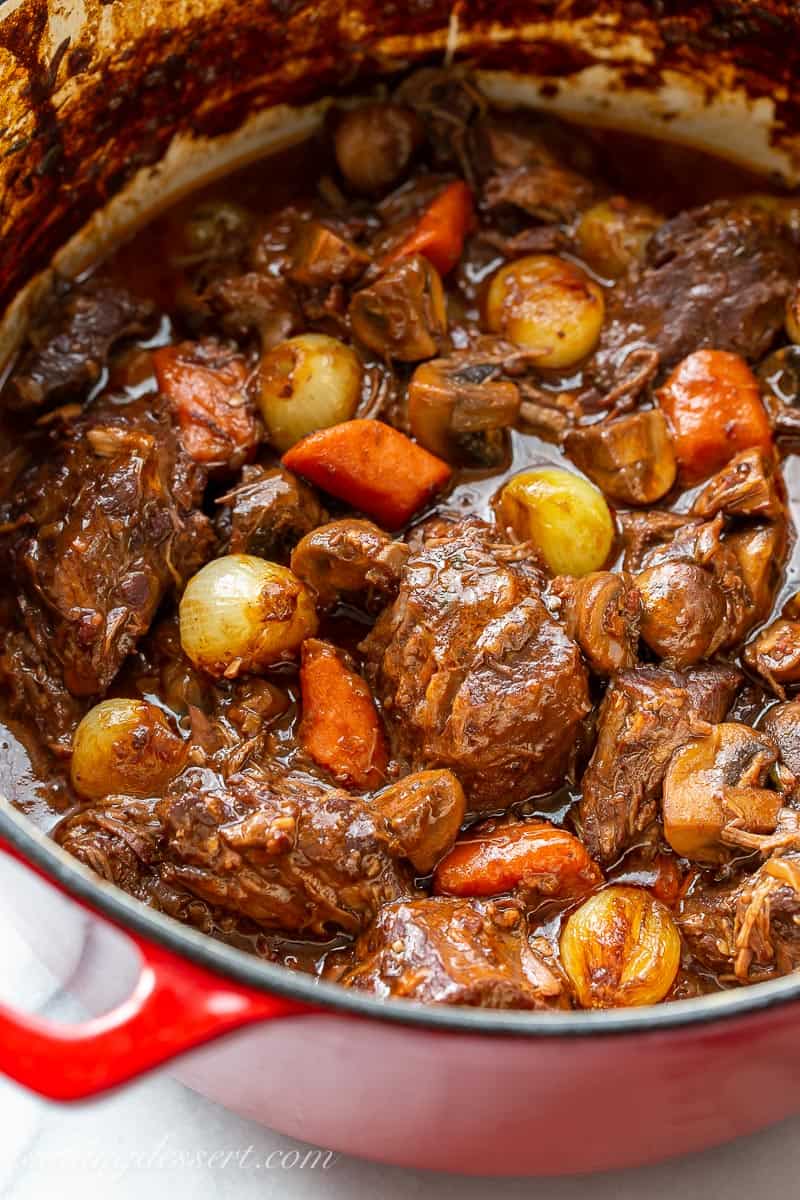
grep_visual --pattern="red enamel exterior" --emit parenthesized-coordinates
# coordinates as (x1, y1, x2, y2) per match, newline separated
(0, 839, 310, 1100)
(3, 833, 800, 1175)
(170, 1002, 800, 1175)
(5, 2, 800, 1173)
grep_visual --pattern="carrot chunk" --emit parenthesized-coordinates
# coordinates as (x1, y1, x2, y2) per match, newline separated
(433, 820, 603, 898)
(299, 638, 388, 789)
(282, 418, 451, 529)
(657, 349, 772, 484)
(153, 342, 258, 470)
(384, 181, 474, 276)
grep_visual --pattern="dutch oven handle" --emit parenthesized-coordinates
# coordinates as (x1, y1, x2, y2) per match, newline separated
(0, 837, 313, 1101)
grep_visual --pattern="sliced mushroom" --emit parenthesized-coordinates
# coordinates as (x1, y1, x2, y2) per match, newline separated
(758, 344, 800, 436)
(662, 722, 782, 863)
(726, 521, 786, 632)
(216, 465, 327, 560)
(552, 571, 640, 677)
(372, 770, 466, 874)
(565, 410, 676, 507)
(744, 618, 800, 697)
(407, 356, 520, 466)
(761, 701, 800, 777)
(290, 518, 409, 611)
(333, 103, 423, 195)
(288, 221, 369, 287)
(691, 447, 784, 521)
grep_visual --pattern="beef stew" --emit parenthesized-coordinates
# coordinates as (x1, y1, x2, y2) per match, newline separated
(4, 71, 800, 1011)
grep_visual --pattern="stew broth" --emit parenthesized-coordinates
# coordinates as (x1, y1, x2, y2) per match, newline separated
(3, 74, 800, 1007)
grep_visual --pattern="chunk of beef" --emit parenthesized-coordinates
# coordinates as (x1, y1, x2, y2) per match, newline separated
(482, 163, 599, 224)
(551, 571, 640, 677)
(577, 664, 741, 864)
(216, 465, 327, 560)
(363, 519, 590, 811)
(58, 766, 413, 937)
(5, 277, 156, 411)
(472, 112, 604, 223)
(158, 768, 410, 934)
(470, 110, 604, 192)
(290, 518, 409, 611)
(593, 201, 798, 389)
(340, 896, 568, 1008)
(474, 224, 568, 262)
(681, 665, 744, 717)
(680, 853, 800, 982)
(0, 395, 213, 750)
(348, 256, 447, 362)
(53, 795, 232, 939)
(54, 796, 165, 900)
(204, 272, 301, 349)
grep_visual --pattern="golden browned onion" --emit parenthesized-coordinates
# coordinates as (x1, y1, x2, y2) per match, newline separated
(560, 886, 681, 1008)
(71, 699, 186, 801)
(485, 255, 604, 368)
(497, 467, 615, 576)
(258, 333, 362, 453)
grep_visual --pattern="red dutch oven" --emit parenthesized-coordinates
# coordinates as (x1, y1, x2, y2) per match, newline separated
(3, 0, 800, 1176)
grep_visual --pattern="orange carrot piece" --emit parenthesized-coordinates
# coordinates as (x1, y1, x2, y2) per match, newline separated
(299, 638, 388, 789)
(433, 820, 603, 899)
(384, 181, 474, 276)
(282, 418, 451, 529)
(657, 349, 772, 484)
(153, 342, 258, 470)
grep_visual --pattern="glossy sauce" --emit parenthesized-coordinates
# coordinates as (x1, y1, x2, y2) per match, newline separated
(1, 118, 798, 983)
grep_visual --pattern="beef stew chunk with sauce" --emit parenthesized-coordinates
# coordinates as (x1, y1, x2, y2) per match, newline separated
(5, 71, 800, 1011)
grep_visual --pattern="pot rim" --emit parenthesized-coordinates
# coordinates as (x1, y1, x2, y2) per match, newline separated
(3, 796, 799, 1037)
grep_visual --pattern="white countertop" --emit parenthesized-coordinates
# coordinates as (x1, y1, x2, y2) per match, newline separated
(3, 917, 800, 1200)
